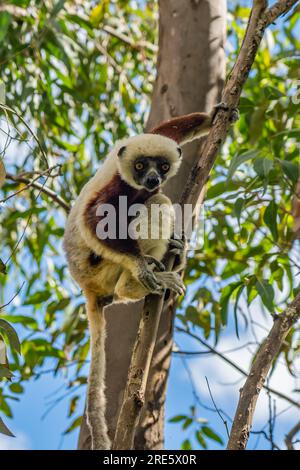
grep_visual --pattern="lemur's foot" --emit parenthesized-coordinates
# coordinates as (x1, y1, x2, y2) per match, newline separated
(155, 272, 185, 296)
(212, 102, 240, 124)
(138, 268, 163, 294)
(144, 255, 165, 272)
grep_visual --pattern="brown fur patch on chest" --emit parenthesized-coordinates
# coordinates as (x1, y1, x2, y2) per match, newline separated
(84, 173, 158, 255)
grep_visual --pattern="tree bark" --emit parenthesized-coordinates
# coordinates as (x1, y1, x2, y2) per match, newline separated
(227, 293, 300, 450)
(78, 0, 226, 450)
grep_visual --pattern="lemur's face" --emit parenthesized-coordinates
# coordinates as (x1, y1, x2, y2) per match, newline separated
(117, 134, 182, 191)
(132, 156, 171, 191)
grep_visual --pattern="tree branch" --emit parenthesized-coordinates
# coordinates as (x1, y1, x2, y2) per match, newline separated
(102, 25, 157, 53)
(227, 292, 300, 450)
(176, 327, 300, 410)
(285, 421, 300, 450)
(112, 0, 299, 450)
(5, 172, 70, 213)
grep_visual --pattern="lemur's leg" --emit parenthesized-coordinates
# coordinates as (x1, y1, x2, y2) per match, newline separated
(114, 271, 150, 301)
(85, 290, 112, 450)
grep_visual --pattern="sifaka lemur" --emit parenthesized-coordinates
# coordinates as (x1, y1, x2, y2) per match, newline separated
(64, 109, 220, 450)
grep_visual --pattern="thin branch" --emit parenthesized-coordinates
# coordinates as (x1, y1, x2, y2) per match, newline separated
(227, 291, 300, 450)
(1, 165, 59, 202)
(205, 377, 230, 438)
(176, 327, 300, 410)
(102, 25, 157, 53)
(95, 42, 142, 95)
(4, 171, 70, 213)
(0, 282, 25, 310)
(265, 0, 299, 25)
(0, 104, 49, 169)
(285, 421, 300, 450)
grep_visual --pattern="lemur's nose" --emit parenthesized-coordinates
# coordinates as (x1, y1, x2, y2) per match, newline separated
(146, 175, 160, 189)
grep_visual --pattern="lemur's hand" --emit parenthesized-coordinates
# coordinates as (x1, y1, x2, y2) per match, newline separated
(212, 102, 240, 124)
(138, 266, 163, 294)
(155, 272, 185, 296)
(144, 255, 165, 272)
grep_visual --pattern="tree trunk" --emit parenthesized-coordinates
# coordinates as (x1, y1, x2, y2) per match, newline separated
(78, 0, 226, 450)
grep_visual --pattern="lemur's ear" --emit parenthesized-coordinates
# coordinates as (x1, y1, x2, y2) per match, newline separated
(150, 112, 212, 145)
(177, 147, 182, 157)
(117, 146, 127, 157)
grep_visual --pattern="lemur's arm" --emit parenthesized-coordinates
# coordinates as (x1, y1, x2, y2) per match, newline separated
(150, 110, 213, 145)
(150, 104, 238, 145)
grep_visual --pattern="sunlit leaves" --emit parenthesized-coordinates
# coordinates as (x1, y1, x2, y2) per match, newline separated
(169, 407, 223, 450)
(90, 0, 109, 25)
(280, 160, 299, 184)
(255, 279, 275, 312)
(0, 12, 11, 43)
(63, 415, 82, 435)
(0, 319, 21, 355)
(227, 149, 260, 180)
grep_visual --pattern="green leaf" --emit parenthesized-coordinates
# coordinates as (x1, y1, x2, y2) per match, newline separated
(90, 0, 109, 25)
(233, 285, 244, 339)
(196, 430, 207, 449)
(227, 150, 260, 180)
(280, 160, 299, 184)
(0, 315, 38, 330)
(220, 281, 243, 326)
(0, 159, 5, 188)
(201, 426, 224, 445)
(63, 416, 82, 435)
(169, 415, 187, 423)
(68, 396, 79, 417)
(0, 319, 21, 354)
(181, 439, 192, 450)
(0, 417, 14, 437)
(9, 383, 24, 394)
(182, 417, 193, 430)
(24, 291, 51, 305)
(0, 12, 11, 43)
(234, 197, 245, 225)
(256, 279, 274, 312)
(263, 201, 278, 241)
(253, 157, 273, 178)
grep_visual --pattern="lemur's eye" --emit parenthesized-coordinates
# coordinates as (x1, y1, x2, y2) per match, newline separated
(135, 162, 144, 171)
(161, 163, 170, 172)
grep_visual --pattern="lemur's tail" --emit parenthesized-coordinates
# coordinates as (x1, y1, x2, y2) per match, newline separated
(85, 291, 111, 450)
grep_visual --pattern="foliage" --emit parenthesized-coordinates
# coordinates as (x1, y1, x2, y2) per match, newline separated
(0, 0, 299, 449)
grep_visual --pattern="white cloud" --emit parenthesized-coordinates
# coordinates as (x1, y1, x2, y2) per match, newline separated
(0, 431, 30, 450)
